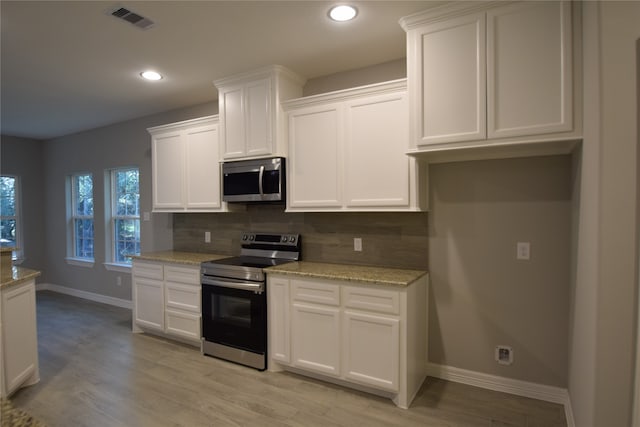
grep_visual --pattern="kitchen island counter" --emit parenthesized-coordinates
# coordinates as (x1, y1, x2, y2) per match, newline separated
(0, 266, 41, 290)
(265, 261, 427, 287)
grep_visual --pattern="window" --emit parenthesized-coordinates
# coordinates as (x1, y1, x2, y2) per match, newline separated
(0, 175, 22, 260)
(109, 168, 140, 266)
(70, 173, 94, 261)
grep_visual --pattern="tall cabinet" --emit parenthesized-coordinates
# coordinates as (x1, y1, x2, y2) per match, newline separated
(400, 1, 580, 162)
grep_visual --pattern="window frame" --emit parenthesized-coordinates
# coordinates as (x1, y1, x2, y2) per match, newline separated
(105, 167, 140, 272)
(0, 175, 24, 263)
(66, 173, 95, 268)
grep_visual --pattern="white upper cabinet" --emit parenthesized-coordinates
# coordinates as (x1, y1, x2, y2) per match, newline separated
(411, 12, 486, 145)
(283, 80, 427, 212)
(149, 115, 229, 212)
(214, 65, 305, 160)
(401, 1, 579, 162)
(486, 1, 572, 139)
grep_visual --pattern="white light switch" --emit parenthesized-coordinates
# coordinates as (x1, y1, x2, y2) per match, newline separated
(516, 242, 530, 260)
(204, 231, 211, 243)
(143, 212, 150, 221)
(354, 237, 362, 252)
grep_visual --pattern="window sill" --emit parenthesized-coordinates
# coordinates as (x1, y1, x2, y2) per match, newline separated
(104, 262, 132, 273)
(65, 257, 95, 268)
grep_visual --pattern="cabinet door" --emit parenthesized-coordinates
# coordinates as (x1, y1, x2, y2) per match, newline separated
(245, 78, 272, 157)
(2, 281, 38, 395)
(410, 12, 486, 145)
(291, 303, 341, 377)
(268, 276, 290, 363)
(343, 311, 400, 392)
(152, 130, 184, 210)
(487, 1, 572, 138)
(185, 123, 222, 209)
(288, 104, 342, 208)
(220, 85, 246, 159)
(133, 277, 164, 331)
(344, 91, 410, 207)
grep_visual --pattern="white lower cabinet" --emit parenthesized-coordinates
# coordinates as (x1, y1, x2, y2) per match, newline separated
(132, 260, 201, 345)
(291, 303, 341, 377)
(268, 274, 428, 409)
(1, 279, 39, 398)
(343, 311, 400, 392)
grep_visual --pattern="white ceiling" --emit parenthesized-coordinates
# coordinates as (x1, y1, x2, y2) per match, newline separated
(1, 1, 443, 140)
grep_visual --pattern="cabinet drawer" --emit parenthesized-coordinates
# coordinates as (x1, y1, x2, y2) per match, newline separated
(164, 265, 200, 285)
(291, 279, 340, 306)
(133, 262, 164, 280)
(166, 282, 200, 313)
(343, 286, 400, 315)
(165, 309, 201, 342)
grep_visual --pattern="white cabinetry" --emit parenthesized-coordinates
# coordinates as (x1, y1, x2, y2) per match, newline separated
(132, 260, 201, 346)
(214, 65, 305, 160)
(149, 115, 229, 212)
(1, 279, 39, 398)
(401, 1, 579, 162)
(284, 80, 426, 212)
(268, 274, 428, 409)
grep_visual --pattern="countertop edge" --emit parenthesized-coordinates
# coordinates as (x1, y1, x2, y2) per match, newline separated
(131, 251, 230, 266)
(265, 261, 428, 288)
(1, 267, 42, 289)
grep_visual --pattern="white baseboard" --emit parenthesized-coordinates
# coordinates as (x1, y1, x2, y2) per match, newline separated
(427, 363, 575, 427)
(36, 283, 132, 310)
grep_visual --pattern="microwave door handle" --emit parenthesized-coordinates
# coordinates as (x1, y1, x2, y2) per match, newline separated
(258, 165, 265, 197)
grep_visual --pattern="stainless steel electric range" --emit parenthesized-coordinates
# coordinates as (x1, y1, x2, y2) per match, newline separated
(200, 232, 300, 370)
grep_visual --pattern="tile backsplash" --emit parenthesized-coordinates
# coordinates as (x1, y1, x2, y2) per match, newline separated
(173, 205, 429, 270)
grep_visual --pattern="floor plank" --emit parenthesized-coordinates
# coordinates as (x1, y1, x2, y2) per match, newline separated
(9, 291, 567, 427)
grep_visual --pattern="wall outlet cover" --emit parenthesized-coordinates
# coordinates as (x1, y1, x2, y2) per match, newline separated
(495, 345, 514, 365)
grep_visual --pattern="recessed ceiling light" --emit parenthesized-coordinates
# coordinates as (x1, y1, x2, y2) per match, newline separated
(328, 5, 358, 22)
(140, 70, 162, 81)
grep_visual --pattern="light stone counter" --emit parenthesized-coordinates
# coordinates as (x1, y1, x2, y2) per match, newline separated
(131, 251, 230, 266)
(0, 267, 41, 289)
(265, 261, 427, 287)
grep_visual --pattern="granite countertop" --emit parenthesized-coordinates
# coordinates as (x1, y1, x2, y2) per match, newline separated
(1, 267, 41, 289)
(265, 261, 427, 287)
(131, 251, 230, 266)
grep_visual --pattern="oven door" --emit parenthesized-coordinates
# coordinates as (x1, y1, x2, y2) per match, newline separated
(201, 278, 266, 355)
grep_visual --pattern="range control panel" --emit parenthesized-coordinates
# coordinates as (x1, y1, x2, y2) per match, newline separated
(241, 232, 299, 247)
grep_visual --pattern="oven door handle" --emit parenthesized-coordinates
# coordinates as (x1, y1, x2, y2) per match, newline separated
(202, 277, 264, 293)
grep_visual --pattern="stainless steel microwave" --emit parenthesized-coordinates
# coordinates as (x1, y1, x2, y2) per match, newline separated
(222, 157, 285, 203)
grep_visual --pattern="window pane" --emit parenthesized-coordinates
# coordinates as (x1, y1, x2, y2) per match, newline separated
(75, 174, 93, 216)
(0, 219, 16, 246)
(115, 218, 140, 263)
(115, 169, 139, 217)
(0, 177, 16, 216)
(74, 218, 94, 258)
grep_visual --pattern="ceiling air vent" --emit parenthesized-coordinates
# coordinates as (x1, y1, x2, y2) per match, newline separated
(108, 6, 154, 30)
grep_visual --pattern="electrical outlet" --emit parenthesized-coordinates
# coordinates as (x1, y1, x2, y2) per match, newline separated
(116, 276, 122, 286)
(516, 242, 530, 260)
(495, 345, 514, 365)
(205, 231, 211, 243)
(353, 237, 362, 252)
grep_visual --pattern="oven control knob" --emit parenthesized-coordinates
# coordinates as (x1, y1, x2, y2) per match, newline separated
(281, 236, 287, 243)
(249, 235, 254, 241)
(289, 236, 296, 243)
(242, 234, 248, 241)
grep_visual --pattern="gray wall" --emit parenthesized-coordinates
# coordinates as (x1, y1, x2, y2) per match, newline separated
(40, 101, 217, 301)
(569, 2, 640, 426)
(428, 156, 571, 387)
(0, 135, 45, 272)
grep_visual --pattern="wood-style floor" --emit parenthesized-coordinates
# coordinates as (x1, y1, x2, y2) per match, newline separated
(10, 291, 567, 427)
